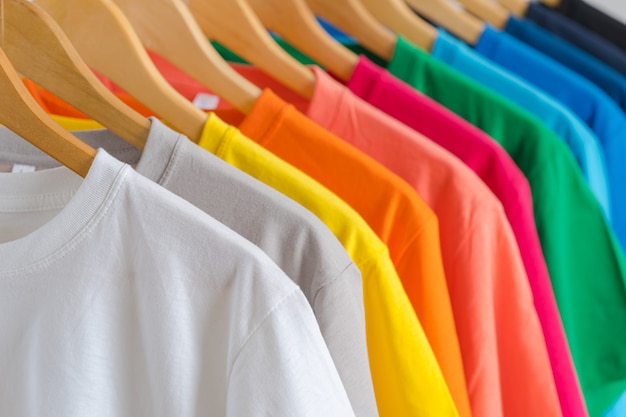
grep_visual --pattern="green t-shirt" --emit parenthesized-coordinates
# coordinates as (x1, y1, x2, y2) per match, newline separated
(213, 36, 626, 416)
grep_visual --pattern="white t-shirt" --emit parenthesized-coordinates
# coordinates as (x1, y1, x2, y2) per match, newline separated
(0, 149, 356, 417)
(0, 118, 376, 417)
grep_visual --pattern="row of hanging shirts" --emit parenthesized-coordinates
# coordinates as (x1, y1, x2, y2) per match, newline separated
(1, 0, 626, 417)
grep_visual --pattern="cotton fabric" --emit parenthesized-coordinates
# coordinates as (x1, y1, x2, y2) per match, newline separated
(0, 148, 356, 417)
(387, 37, 626, 417)
(23, 82, 458, 417)
(214, 67, 471, 417)
(474, 27, 626, 254)
(431, 30, 611, 220)
(235, 66, 561, 417)
(307, 66, 560, 415)
(222, 90, 461, 417)
(545, 0, 626, 52)
(525, 3, 626, 76)
(197, 113, 458, 417)
(0, 118, 378, 417)
(344, 52, 588, 417)
(603, 392, 626, 417)
(302, 68, 561, 417)
(505, 16, 626, 111)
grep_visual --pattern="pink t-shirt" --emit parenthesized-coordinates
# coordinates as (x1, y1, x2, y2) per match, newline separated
(346, 56, 582, 417)
(226, 64, 561, 417)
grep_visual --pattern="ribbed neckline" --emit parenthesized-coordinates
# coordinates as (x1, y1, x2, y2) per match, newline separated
(0, 149, 128, 276)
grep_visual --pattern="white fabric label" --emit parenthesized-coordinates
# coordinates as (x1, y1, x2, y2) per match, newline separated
(192, 93, 220, 111)
(11, 164, 36, 173)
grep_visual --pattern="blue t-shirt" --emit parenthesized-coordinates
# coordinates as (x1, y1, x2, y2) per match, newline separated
(505, 15, 626, 112)
(526, 2, 626, 77)
(432, 30, 611, 219)
(475, 26, 626, 253)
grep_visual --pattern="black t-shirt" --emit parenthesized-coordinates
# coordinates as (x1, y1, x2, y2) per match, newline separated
(551, 0, 626, 51)
(527, 2, 626, 76)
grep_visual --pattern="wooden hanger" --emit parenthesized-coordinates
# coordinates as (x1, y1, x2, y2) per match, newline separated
(356, 0, 438, 52)
(404, 0, 485, 45)
(111, 0, 261, 114)
(0, 47, 96, 177)
(187, 0, 316, 99)
(3, 0, 150, 150)
(244, 0, 359, 82)
(34, 0, 208, 142)
(303, 0, 397, 60)
(455, 0, 510, 28)
(496, 0, 530, 16)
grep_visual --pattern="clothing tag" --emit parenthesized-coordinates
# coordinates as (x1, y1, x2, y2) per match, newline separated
(192, 93, 220, 111)
(11, 164, 37, 173)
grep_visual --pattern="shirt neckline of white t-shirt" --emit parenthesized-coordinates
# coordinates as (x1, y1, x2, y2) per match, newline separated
(0, 119, 184, 275)
(0, 149, 128, 276)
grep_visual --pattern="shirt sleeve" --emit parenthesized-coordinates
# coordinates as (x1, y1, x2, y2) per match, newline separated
(226, 288, 357, 417)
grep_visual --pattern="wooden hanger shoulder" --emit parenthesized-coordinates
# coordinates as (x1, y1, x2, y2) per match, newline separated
(245, 0, 359, 81)
(404, 0, 485, 45)
(456, 0, 510, 28)
(0, 47, 96, 178)
(112, 0, 261, 114)
(305, 0, 397, 61)
(188, 0, 316, 99)
(359, 0, 438, 52)
(35, 0, 208, 142)
(4, 0, 151, 150)
(497, 0, 530, 16)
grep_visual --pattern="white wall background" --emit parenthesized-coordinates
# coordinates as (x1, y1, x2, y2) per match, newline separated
(580, 0, 626, 24)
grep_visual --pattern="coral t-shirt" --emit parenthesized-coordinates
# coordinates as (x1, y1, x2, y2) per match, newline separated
(227, 67, 560, 417)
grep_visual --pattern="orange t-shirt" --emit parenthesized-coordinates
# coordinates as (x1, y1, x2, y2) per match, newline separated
(226, 90, 466, 397)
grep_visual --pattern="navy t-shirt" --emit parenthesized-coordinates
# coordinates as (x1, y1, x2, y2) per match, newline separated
(549, 0, 626, 52)
(526, 3, 626, 76)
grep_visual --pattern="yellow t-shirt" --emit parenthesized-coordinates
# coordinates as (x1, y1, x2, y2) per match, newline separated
(53, 113, 458, 417)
